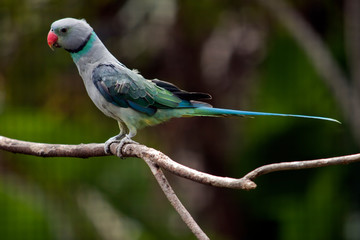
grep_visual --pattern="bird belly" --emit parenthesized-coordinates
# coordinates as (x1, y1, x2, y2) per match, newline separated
(99, 104, 192, 130)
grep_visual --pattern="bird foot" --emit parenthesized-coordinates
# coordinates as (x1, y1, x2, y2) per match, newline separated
(104, 135, 124, 155)
(104, 134, 138, 158)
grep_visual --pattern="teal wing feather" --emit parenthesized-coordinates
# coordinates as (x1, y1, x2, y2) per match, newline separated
(92, 64, 185, 115)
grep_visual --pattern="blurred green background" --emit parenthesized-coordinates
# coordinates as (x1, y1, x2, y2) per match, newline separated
(0, 0, 358, 239)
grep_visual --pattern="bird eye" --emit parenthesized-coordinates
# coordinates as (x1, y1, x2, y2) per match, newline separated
(60, 28, 67, 33)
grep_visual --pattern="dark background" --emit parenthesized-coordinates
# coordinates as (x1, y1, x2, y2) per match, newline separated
(0, 0, 358, 239)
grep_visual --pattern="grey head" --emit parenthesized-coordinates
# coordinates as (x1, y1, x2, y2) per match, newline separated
(47, 18, 93, 52)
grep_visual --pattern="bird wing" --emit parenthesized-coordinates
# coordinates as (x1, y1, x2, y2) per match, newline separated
(92, 64, 193, 115)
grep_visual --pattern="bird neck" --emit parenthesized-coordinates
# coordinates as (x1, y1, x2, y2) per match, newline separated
(70, 31, 118, 75)
(69, 31, 98, 63)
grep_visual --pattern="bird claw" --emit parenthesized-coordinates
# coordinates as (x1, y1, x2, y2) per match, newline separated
(104, 135, 122, 155)
(104, 134, 138, 158)
(115, 137, 138, 158)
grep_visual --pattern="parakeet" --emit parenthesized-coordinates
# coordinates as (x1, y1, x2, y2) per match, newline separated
(47, 18, 339, 156)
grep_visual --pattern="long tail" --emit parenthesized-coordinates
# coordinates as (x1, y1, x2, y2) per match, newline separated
(189, 107, 340, 123)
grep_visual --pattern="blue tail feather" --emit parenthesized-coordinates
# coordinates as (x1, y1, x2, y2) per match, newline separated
(193, 107, 340, 124)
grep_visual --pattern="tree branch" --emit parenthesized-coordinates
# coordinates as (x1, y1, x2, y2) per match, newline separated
(0, 136, 256, 190)
(119, 143, 256, 190)
(243, 153, 360, 180)
(142, 157, 209, 240)
(1, 135, 359, 189)
(0, 136, 106, 158)
(1, 135, 360, 239)
(0, 135, 212, 239)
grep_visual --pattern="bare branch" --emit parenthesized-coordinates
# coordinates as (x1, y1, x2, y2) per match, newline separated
(0, 135, 211, 239)
(0, 136, 106, 158)
(0, 136, 256, 190)
(142, 157, 209, 240)
(243, 153, 360, 180)
(118, 143, 256, 190)
(2, 135, 360, 189)
(2, 135, 360, 239)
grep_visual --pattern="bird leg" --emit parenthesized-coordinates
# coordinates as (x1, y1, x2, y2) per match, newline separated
(104, 122, 138, 157)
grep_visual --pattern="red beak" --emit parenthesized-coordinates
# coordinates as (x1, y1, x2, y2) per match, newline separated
(47, 30, 58, 50)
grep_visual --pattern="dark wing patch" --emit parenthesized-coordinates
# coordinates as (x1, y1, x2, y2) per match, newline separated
(151, 79, 212, 101)
(92, 64, 183, 115)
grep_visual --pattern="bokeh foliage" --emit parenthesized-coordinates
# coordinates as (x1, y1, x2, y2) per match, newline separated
(0, 0, 357, 239)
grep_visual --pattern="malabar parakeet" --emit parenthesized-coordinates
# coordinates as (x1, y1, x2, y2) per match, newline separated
(47, 18, 339, 156)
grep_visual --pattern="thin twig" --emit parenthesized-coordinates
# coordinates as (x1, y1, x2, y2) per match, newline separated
(142, 158, 209, 240)
(243, 153, 360, 180)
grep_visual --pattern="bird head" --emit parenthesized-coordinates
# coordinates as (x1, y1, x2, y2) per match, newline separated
(47, 18, 93, 52)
